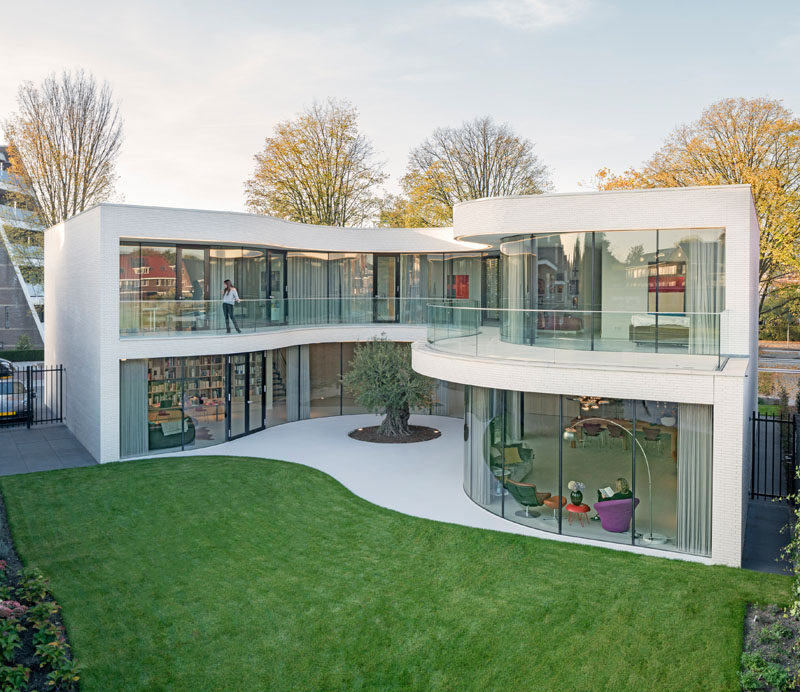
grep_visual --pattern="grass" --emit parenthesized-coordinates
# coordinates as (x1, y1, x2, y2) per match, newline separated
(758, 403, 782, 415)
(0, 456, 790, 691)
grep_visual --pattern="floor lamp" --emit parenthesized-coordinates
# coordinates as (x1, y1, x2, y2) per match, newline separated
(566, 417, 667, 545)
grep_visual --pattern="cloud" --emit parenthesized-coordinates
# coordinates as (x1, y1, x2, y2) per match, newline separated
(454, 0, 591, 31)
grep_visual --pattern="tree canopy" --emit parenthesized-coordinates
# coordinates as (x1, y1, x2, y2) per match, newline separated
(245, 99, 387, 227)
(595, 97, 800, 314)
(341, 338, 434, 438)
(381, 115, 551, 227)
(3, 69, 123, 229)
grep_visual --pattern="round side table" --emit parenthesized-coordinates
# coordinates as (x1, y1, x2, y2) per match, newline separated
(565, 503, 590, 527)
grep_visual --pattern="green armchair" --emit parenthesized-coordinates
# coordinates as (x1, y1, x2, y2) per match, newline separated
(504, 479, 551, 518)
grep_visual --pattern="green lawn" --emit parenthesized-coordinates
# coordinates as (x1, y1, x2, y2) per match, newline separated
(0, 456, 790, 691)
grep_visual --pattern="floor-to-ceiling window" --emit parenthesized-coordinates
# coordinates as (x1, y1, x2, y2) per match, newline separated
(328, 253, 373, 323)
(463, 385, 710, 556)
(498, 229, 725, 355)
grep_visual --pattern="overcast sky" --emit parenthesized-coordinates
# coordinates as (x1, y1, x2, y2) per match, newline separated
(1, 0, 798, 214)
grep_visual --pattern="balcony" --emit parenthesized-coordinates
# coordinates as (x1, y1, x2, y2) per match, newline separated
(426, 305, 726, 371)
(120, 297, 476, 338)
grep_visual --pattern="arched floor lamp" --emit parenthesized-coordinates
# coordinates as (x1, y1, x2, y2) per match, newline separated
(565, 417, 667, 545)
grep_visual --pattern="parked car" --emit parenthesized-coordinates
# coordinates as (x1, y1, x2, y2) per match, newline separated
(0, 359, 15, 380)
(0, 379, 33, 423)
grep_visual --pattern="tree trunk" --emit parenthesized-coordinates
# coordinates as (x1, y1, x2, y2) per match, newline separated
(379, 404, 411, 438)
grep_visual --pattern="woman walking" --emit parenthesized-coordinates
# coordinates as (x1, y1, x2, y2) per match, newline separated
(222, 279, 242, 333)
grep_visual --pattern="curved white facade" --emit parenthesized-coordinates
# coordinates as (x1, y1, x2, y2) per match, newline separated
(44, 187, 759, 566)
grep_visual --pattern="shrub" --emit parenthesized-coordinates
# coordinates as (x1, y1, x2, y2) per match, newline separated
(46, 657, 80, 689)
(0, 602, 26, 620)
(778, 385, 790, 414)
(26, 600, 60, 630)
(0, 664, 29, 692)
(756, 621, 793, 644)
(34, 639, 68, 669)
(16, 567, 48, 604)
(47, 665, 79, 689)
(13, 335, 31, 352)
(0, 623, 21, 663)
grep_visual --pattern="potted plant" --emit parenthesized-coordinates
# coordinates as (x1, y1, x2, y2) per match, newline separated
(567, 480, 585, 506)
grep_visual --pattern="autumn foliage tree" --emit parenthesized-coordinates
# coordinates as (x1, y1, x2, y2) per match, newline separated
(381, 116, 551, 227)
(245, 99, 387, 226)
(595, 97, 800, 314)
(3, 69, 123, 228)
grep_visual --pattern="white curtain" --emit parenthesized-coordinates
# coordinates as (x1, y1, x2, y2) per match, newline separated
(681, 237, 723, 355)
(285, 345, 310, 421)
(501, 239, 532, 344)
(676, 403, 713, 556)
(466, 386, 497, 507)
(288, 253, 327, 325)
(400, 254, 429, 324)
(120, 359, 149, 457)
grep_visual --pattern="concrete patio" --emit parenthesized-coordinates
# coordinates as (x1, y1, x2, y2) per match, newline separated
(0, 424, 97, 476)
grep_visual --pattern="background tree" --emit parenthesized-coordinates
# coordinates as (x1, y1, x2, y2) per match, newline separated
(245, 99, 387, 226)
(595, 97, 800, 316)
(3, 69, 123, 228)
(341, 337, 434, 438)
(381, 115, 551, 227)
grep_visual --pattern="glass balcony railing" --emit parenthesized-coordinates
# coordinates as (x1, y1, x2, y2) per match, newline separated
(120, 297, 478, 338)
(427, 305, 725, 370)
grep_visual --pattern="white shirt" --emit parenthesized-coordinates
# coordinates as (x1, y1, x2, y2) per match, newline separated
(222, 288, 239, 305)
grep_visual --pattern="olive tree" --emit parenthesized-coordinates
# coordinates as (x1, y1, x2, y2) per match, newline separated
(341, 337, 434, 438)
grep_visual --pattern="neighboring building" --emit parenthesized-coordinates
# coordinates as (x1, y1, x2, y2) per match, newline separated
(44, 186, 759, 567)
(0, 145, 44, 348)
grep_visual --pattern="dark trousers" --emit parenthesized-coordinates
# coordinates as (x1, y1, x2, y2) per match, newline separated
(223, 303, 241, 333)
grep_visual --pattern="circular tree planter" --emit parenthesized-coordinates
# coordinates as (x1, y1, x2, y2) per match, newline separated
(348, 425, 441, 444)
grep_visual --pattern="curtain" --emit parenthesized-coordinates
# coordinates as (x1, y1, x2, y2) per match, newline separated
(400, 254, 429, 324)
(681, 237, 723, 355)
(285, 345, 310, 420)
(288, 253, 327, 325)
(120, 359, 149, 457)
(328, 254, 372, 324)
(676, 403, 713, 556)
(466, 386, 495, 507)
(501, 239, 531, 344)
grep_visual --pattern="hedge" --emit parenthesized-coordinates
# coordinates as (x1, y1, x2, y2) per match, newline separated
(0, 349, 45, 362)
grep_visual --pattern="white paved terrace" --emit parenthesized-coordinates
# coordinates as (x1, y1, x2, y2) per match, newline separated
(160, 414, 708, 563)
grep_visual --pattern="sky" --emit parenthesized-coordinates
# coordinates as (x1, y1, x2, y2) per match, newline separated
(1, 0, 799, 214)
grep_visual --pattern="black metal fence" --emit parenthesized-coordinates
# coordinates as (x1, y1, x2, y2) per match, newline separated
(0, 364, 63, 428)
(751, 412, 797, 503)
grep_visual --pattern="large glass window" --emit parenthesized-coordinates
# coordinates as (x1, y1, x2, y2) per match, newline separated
(463, 385, 711, 556)
(147, 357, 187, 454)
(328, 253, 372, 323)
(499, 230, 725, 355)
(309, 343, 342, 418)
(288, 251, 328, 324)
(183, 355, 226, 447)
